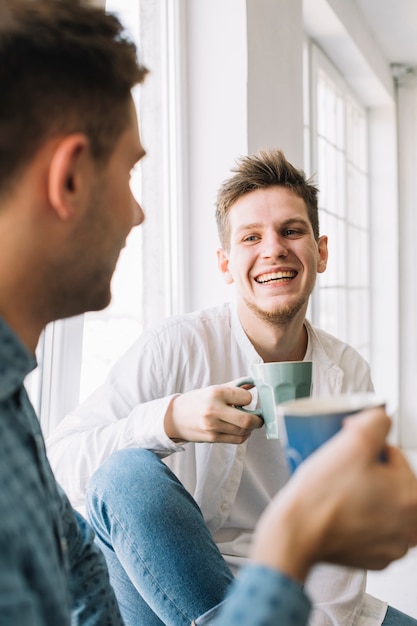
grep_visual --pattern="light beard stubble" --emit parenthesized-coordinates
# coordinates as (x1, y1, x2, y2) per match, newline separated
(244, 294, 309, 326)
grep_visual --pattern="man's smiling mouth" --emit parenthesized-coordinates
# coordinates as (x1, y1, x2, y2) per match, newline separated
(255, 270, 297, 284)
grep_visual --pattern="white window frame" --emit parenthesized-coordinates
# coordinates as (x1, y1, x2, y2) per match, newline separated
(306, 42, 371, 363)
(29, 0, 187, 436)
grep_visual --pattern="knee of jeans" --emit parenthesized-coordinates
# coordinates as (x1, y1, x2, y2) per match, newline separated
(86, 449, 163, 530)
(89, 448, 161, 493)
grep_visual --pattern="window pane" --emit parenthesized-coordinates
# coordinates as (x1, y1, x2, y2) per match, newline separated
(347, 289, 370, 362)
(319, 211, 346, 287)
(318, 287, 347, 342)
(347, 225, 369, 289)
(77, 0, 144, 403)
(308, 44, 370, 360)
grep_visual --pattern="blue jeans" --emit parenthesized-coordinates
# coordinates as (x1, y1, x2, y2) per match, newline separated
(87, 448, 417, 626)
(86, 448, 233, 626)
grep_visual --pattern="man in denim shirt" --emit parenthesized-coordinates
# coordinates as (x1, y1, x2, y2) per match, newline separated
(212, 408, 417, 626)
(0, 325, 120, 623)
(0, 0, 147, 622)
(2, 2, 417, 626)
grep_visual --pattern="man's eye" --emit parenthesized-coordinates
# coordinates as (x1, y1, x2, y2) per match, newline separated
(284, 229, 300, 237)
(244, 235, 259, 242)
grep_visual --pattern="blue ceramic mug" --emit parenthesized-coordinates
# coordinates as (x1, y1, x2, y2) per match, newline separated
(276, 392, 385, 473)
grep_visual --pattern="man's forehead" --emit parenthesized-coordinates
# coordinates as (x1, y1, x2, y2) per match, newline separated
(228, 188, 309, 223)
(121, 99, 146, 163)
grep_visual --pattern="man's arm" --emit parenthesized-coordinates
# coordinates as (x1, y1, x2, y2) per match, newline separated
(213, 408, 417, 626)
(47, 327, 261, 509)
(60, 491, 125, 625)
(204, 566, 310, 626)
(46, 328, 191, 508)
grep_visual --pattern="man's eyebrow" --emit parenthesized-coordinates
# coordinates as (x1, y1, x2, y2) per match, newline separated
(235, 222, 263, 233)
(280, 217, 310, 227)
(235, 217, 310, 233)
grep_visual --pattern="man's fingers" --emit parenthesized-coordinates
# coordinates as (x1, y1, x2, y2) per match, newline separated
(220, 384, 254, 408)
(341, 408, 391, 462)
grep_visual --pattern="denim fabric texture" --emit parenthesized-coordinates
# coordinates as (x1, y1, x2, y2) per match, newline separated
(87, 445, 417, 626)
(87, 447, 234, 626)
(211, 565, 311, 626)
(0, 318, 123, 626)
(383, 607, 417, 626)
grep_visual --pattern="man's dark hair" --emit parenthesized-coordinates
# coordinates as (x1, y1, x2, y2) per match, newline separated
(0, 0, 148, 195)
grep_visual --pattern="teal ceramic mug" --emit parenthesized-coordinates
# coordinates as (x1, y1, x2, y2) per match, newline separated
(235, 361, 313, 439)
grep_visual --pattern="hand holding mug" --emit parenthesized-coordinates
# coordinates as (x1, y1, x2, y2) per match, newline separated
(235, 361, 313, 439)
(277, 392, 385, 473)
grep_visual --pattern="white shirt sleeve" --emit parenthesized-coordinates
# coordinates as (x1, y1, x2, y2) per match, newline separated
(46, 328, 186, 510)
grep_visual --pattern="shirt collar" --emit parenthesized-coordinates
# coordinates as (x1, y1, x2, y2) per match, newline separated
(229, 300, 263, 364)
(0, 317, 37, 401)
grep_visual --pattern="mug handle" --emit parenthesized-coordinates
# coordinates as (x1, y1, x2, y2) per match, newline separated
(234, 377, 263, 417)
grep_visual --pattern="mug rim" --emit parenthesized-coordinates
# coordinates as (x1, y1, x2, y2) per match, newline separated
(252, 359, 313, 366)
(277, 392, 385, 416)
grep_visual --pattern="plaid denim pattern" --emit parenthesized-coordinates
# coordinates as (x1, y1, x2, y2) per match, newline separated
(0, 319, 123, 626)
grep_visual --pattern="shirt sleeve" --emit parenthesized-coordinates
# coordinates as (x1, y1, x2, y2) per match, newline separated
(211, 564, 311, 626)
(46, 329, 184, 510)
(61, 491, 125, 626)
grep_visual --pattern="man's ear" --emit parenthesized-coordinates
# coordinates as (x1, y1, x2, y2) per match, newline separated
(317, 235, 328, 274)
(217, 248, 234, 285)
(48, 134, 90, 221)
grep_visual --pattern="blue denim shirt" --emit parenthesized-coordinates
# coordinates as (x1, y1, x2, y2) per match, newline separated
(211, 565, 311, 626)
(0, 318, 124, 625)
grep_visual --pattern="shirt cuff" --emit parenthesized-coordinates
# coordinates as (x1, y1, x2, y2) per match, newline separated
(128, 394, 185, 454)
(206, 564, 311, 626)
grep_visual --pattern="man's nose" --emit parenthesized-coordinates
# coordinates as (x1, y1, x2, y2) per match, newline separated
(261, 233, 288, 257)
(133, 199, 145, 227)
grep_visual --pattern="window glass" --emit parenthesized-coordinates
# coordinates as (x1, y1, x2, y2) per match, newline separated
(306, 43, 370, 362)
(79, 0, 144, 401)
(78, 0, 187, 404)
(28, 0, 180, 435)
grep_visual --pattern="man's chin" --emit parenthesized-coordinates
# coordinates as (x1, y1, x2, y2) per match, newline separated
(83, 288, 112, 315)
(246, 300, 306, 325)
(94, 291, 112, 312)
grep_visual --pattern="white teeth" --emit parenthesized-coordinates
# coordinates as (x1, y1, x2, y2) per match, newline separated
(256, 271, 296, 284)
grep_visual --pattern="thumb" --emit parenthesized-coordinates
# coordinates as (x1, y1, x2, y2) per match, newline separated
(341, 407, 391, 464)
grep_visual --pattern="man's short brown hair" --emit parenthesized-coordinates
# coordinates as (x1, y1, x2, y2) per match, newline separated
(215, 149, 319, 250)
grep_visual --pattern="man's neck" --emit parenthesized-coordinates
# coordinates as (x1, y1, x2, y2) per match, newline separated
(0, 277, 44, 354)
(0, 306, 42, 354)
(237, 303, 308, 363)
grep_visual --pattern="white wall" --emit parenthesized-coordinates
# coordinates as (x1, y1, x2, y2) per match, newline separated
(246, 0, 304, 162)
(303, 0, 400, 421)
(397, 76, 417, 447)
(368, 106, 400, 425)
(183, 0, 304, 312)
(184, 0, 247, 311)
